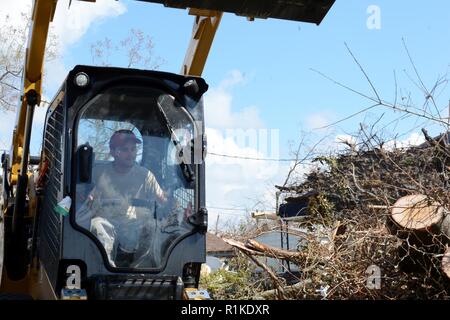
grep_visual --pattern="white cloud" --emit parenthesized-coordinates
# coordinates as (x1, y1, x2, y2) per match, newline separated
(204, 70, 264, 129)
(0, 0, 126, 51)
(328, 131, 426, 154)
(52, 0, 127, 51)
(203, 71, 293, 228)
(385, 132, 425, 150)
(335, 134, 357, 145)
(0, 1, 31, 25)
(206, 128, 292, 229)
(332, 134, 358, 152)
(305, 111, 335, 130)
(219, 70, 245, 89)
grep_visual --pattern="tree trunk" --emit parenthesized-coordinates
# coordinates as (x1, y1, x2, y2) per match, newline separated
(391, 195, 446, 273)
(255, 279, 312, 300)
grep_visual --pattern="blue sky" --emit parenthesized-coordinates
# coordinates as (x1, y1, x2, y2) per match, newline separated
(56, 0, 450, 152)
(1, 0, 450, 228)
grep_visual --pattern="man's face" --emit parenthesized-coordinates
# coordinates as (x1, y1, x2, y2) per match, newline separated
(111, 141, 138, 169)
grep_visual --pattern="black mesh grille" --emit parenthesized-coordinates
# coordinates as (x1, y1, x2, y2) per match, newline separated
(174, 188, 193, 210)
(39, 103, 65, 287)
(88, 275, 184, 300)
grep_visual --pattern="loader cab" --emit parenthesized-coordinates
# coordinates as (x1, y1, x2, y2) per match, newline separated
(37, 66, 208, 299)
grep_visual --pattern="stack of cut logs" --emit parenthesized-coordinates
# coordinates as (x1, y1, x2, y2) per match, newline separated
(389, 194, 450, 279)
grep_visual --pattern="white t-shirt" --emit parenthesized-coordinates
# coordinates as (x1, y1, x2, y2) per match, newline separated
(77, 162, 165, 252)
(91, 163, 164, 220)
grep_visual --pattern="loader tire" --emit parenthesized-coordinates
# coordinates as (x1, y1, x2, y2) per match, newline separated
(4, 205, 29, 281)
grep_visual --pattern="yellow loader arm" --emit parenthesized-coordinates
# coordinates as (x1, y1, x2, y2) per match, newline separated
(11, 0, 57, 186)
(181, 9, 222, 76)
(1, 0, 57, 288)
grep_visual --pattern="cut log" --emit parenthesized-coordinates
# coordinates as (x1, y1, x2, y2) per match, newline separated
(222, 238, 304, 260)
(442, 247, 450, 280)
(251, 211, 278, 221)
(221, 238, 263, 256)
(245, 239, 304, 260)
(391, 194, 444, 231)
(255, 279, 312, 300)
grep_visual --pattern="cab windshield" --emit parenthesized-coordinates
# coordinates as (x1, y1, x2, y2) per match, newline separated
(74, 85, 197, 270)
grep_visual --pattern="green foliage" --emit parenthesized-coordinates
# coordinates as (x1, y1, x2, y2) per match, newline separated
(199, 255, 262, 300)
(314, 156, 338, 170)
(308, 193, 335, 226)
(399, 155, 415, 167)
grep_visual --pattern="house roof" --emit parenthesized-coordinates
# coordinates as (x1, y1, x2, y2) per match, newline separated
(206, 232, 234, 253)
(418, 131, 449, 148)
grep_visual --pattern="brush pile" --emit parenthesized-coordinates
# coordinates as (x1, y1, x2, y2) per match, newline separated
(226, 130, 450, 299)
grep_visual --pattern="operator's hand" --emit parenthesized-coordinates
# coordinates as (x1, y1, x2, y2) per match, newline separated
(160, 192, 168, 203)
(157, 189, 180, 219)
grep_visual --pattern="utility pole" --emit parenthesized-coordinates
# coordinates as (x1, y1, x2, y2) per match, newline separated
(215, 214, 220, 235)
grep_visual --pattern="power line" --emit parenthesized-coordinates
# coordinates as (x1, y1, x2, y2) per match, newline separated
(208, 152, 300, 162)
(209, 211, 247, 216)
(207, 206, 255, 216)
(208, 206, 248, 211)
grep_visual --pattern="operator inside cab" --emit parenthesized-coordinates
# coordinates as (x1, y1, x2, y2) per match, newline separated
(77, 129, 168, 267)
(74, 86, 196, 270)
